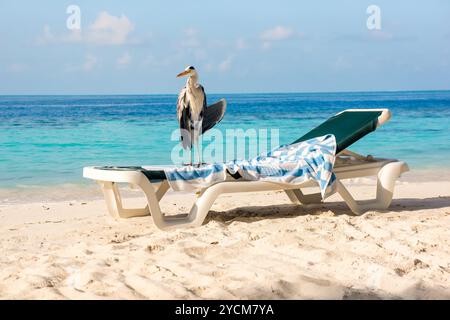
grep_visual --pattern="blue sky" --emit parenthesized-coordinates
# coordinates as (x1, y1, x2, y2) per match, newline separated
(0, 0, 449, 94)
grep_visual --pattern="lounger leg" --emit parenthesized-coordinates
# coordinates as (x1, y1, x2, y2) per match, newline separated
(285, 190, 299, 204)
(155, 180, 170, 201)
(138, 177, 222, 230)
(100, 182, 123, 219)
(375, 161, 409, 209)
(336, 161, 408, 215)
(99, 181, 151, 219)
(335, 180, 363, 215)
(285, 189, 323, 205)
(140, 178, 284, 230)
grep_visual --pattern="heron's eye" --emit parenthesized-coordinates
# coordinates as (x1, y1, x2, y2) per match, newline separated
(188, 66, 195, 70)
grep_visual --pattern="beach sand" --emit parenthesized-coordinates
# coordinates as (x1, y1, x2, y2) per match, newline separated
(0, 178, 449, 299)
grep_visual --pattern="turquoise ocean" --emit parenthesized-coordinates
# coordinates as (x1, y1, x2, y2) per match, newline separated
(1, 91, 449, 202)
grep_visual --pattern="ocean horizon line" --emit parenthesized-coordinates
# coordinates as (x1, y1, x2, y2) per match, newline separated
(1, 89, 450, 97)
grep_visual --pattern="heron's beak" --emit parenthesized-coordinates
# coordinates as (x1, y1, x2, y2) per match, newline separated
(176, 70, 190, 78)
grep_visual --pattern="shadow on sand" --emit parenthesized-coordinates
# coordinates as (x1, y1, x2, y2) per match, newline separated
(206, 196, 450, 224)
(232, 277, 450, 299)
(205, 196, 450, 300)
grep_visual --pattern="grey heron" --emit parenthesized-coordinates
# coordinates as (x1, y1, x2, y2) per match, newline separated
(176, 65, 226, 166)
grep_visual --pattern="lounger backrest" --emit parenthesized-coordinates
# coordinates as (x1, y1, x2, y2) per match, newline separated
(292, 110, 382, 153)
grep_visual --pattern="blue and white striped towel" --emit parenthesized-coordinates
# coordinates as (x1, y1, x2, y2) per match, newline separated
(164, 134, 337, 199)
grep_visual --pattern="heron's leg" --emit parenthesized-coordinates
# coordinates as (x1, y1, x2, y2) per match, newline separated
(194, 120, 203, 166)
(196, 140, 201, 167)
(199, 150, 203, 166)
(192, 128, 198, 166)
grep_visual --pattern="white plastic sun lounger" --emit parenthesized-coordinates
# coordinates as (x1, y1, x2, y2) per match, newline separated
(83, 109, 409, 230)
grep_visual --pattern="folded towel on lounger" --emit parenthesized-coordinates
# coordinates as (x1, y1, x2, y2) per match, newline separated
(163, 134, 337, 199)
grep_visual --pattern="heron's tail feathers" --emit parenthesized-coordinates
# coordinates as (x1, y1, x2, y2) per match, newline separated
(180, 134, 192, 149)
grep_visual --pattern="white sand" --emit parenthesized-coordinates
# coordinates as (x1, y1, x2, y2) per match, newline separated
(0, 180, 449, 299)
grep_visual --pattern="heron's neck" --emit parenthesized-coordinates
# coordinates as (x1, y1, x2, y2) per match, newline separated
(187, 75, 198, 88)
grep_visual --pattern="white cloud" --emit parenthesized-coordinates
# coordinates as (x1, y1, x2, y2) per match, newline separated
(368, 30, 394, 41)
(174, 27, 209, 65)
(218, 56, 233, 72)
(260, 26, 294, 50)
(236, 38, 249, 50)
(83, 54, 98, 71)
(63, 54, 99, 72)
(261, 26, 293, 42)
(36, 11, 134, 46)
(64, 29, 83, 43)
(36, 25, 55, 44)
(117, 52, 132, 67)
(86, 11, 134, 45)
(180, 27, 201, 49)
(183, 27, 198, 38)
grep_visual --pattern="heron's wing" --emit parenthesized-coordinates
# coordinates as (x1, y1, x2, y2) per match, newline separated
(177, 87, 192, 149)
(177, 87, 187, 121)
(199, 84, 207, 111)
(202, 99, 227, 134)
